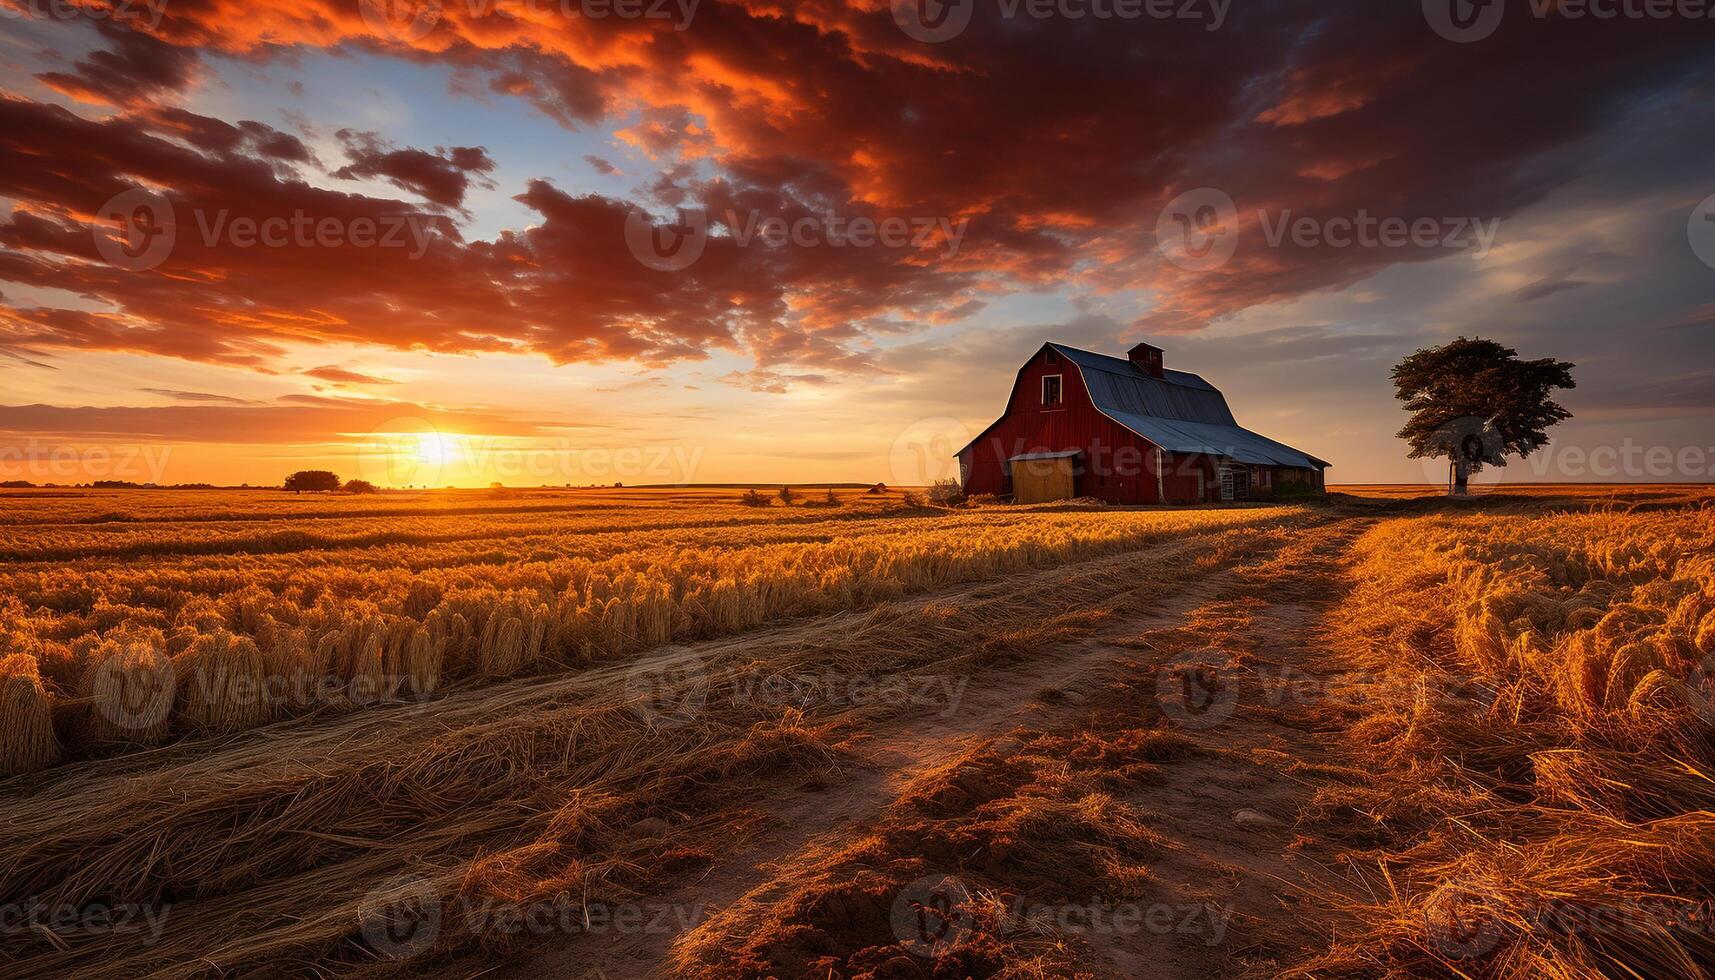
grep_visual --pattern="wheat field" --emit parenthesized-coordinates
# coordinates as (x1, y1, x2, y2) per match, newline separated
(0, 488, 1292, 772)
(1, 485, 1711, 979)
(1305, 502, 1715, 977)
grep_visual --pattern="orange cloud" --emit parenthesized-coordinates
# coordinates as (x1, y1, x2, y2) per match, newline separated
(3, 4, 1708, 377)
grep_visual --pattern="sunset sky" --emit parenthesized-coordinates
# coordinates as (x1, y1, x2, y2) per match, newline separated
(2, 0, 1713, 487)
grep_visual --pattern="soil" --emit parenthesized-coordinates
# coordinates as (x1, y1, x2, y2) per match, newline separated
(438, 518, 1379, 979)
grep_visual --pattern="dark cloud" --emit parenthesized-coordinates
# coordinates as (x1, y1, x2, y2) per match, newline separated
(1575, 370, 1715, 416)
(140, 388, 264, 405)
(303, 366, 399, 386)
(35, 21, 197, 107)
(0, 341, 56, 369)
(334, 131, 496, 208)
(2, 8, 1712, 388)
(1659, 302, 1715, 332)
(1514, 277, 1593, 303)
(1167, 325, 1417, 369)
(720, 369, 833, 394)
(147, 108, 315, 167)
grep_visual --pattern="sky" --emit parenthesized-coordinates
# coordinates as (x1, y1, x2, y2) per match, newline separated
(0, 0, 1712, 488)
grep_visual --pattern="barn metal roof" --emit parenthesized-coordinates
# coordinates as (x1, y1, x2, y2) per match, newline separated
(1103, 412, 1329, 469)
(1043, 343, 1330, 469)
(1046, 344, 1236, 426)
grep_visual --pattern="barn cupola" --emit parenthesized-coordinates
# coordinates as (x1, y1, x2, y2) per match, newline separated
(1128, 342, 1164, 379)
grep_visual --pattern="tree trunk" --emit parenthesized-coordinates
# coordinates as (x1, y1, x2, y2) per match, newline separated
(1451, 455, 1470, 497)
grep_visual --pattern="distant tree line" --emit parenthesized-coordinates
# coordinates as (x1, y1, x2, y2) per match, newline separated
(283, 471, 378, 494)
(0, 480, 220, 489)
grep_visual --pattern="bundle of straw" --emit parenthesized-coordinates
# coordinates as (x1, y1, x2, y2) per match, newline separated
(400, 627, 445, 698)
(171, 631, 270, 733)
(79, 633, 174, 747)
(1, 654, 59, 776)
(480, 616, 527, 677)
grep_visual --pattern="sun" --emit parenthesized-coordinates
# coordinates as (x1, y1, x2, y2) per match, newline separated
(354, 425, 466, 486)
(412, 432, 456, 467)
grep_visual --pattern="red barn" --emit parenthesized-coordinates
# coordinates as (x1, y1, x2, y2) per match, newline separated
(956, 342, 1329, 504)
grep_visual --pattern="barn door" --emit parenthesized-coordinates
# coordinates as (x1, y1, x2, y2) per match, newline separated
(1219, 465, 1234, 502)
(1013, 457, 1076, 504)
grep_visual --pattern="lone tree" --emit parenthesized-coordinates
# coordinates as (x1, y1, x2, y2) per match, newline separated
(342, 479, 378, 494)
(283, 470, 341, 493)
(1392, 337, 1575, 496)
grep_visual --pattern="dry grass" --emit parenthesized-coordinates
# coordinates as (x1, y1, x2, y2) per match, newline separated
(1327, 483, 1715, 505)
(0, 508, 1296, 978)
(0, 654, 58, 776)
(672, 719, 1193, 980)
(10, 485, 1710, 978)
(1304, 504, 1715, 978)
(0, 494, 1296, 774)
(76, 628, 175, 748)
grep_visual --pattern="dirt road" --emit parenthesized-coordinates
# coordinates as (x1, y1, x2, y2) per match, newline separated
(440, 516, 1377, 979)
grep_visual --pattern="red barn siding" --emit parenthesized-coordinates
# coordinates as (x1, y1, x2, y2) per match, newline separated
(1159, 457, 1309, 502)
(1161, 453, 1214, 503)
(959, 350, 1163, 504)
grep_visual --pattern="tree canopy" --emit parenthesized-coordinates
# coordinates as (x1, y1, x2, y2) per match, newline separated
(283, 470, 341, 493)
(1392, 337, 1575, 494)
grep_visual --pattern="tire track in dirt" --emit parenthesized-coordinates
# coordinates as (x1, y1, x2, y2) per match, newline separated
(673, 517, 1373, 979)
(1078, 517, 1378, 978)
(446, 518, 1370, 979)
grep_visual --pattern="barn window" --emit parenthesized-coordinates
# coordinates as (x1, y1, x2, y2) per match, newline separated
(1045, 350, 1059, 366)
(1041, 375, 1062, 406)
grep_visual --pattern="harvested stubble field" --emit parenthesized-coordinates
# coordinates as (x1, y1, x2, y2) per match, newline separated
(1, 484, 1712, 979)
